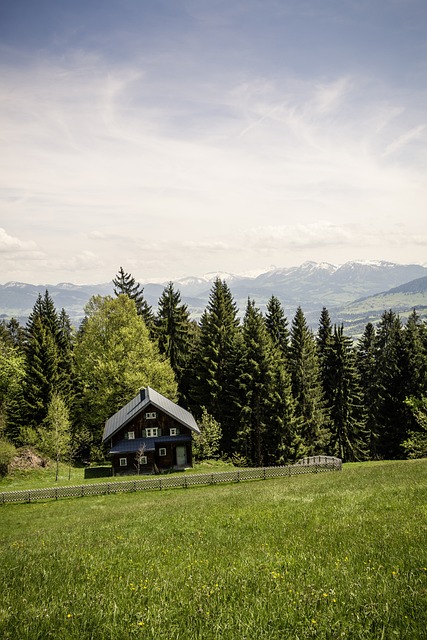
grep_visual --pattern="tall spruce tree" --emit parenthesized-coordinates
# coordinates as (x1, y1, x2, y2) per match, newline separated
(192, 278, 240, 454)
(326, 325, 368, 461)
(356, 322, 380, 458)
(402, 310, 427, 400)
(235, 299, 276, 466)
(236, 299, 297, 465)
(22, 292, 66, 430)
(265, 295, 290, 360)
(374, 310, 407, 458)
(57, 308, 75, 401)
(113, 266, 154, 329)
(289, 307, 329, 455)
(317, 307, 333, 394)
(156, 282, 191, 400)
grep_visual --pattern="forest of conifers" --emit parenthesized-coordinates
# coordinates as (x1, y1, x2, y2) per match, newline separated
(1, 267, 426, 470)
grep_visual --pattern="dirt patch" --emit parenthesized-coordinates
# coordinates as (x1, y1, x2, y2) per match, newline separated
(10, 448, 49, 472)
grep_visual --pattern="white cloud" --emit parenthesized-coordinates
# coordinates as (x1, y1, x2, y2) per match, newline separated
(382, 124, 426, 157)
(1, 48, 426, 283)
(56, 251, 103, 272)
(0, 228, 38, 253)
(244, 221, 355, 250)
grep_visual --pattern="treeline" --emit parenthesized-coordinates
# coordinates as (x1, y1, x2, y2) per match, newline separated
(1, 267, 426, 468)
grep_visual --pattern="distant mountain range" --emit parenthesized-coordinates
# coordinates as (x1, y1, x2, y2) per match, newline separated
(1, 260, 427, 337)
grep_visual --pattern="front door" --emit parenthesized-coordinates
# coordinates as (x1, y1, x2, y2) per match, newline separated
(176, 446, 187, 467)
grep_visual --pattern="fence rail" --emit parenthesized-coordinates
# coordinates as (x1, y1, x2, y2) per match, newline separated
(0, 456, 342, 504)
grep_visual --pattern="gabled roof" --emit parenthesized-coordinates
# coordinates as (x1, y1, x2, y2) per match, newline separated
(102, 387, 200, 442)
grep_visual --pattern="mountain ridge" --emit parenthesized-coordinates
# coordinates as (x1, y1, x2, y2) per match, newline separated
(1, 260, 427, 336)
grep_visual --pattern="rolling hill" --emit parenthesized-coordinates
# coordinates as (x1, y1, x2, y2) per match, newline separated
(1, 261, 427, 336)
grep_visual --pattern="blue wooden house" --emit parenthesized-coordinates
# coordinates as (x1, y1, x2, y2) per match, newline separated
(102, 387, 200, 475)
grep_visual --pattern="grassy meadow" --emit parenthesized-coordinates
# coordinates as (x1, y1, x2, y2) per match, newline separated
(0, 458, 236, 491)
(0, 459, 426, 639)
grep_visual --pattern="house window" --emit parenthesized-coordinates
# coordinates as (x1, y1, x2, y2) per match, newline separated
(119, 457, 127, 467)
(159, 448, 167, 457)
(145, 427, 158, 437)
(145, 412, 157, 420)
(170, 428, 178, 436)
(127, 431, 135, 440)
(139, 455, 147, 465)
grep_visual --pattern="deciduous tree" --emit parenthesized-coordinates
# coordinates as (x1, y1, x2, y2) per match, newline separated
(74, 295, 177, 452)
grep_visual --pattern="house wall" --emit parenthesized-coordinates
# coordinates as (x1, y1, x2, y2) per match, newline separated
(112, 443, 192, 475)
(110, 404, 186, 446)
(109, 404, 194, 475)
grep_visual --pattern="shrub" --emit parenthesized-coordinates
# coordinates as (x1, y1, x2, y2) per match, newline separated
(0, 439, 17, 476)
(192, 408, 222, 461)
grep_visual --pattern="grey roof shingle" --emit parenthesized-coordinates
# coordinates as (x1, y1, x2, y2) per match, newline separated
(102, 387, 200, 442)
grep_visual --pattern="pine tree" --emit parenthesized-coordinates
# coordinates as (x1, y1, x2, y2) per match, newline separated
(7, 318, 25, 349)
(0, 318, 24, 349)
(156, 282, 191, 399)
(317, 307, 333, 393)
(356, 322, 380, 458)
(235, 299, 274, 466)
(265, 295, 290, 360)
(402, 310, 427, 400)
(374, 310, 407, 458)
(113, 266, 154, 329)
(266, 346, 299, 464)
(289, 307, 329, 455)
(236, 299, 298, 466)
(192, 278, 240, 454)
(22, 292, 63, 429)
(56, 308, 75, 402)
(326, 325, 368, 461)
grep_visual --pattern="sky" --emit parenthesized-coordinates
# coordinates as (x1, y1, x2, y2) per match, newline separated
(0, 0, 426, 284)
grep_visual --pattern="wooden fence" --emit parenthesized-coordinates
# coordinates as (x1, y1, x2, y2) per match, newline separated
(0, 456, 341, 504)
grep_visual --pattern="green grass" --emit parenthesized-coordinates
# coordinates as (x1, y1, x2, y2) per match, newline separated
(0, 458, 236, 491)
(0, 460, 426, 639)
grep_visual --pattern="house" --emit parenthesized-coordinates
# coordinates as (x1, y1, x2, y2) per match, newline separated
(102, 387, 200, 475)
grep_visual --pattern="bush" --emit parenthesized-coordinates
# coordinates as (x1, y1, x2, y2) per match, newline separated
(192, 408, 222, 461)
(0, 439, 17, 476)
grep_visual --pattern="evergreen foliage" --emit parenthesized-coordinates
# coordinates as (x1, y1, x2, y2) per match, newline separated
(374, 310, 408, 458)
(4, 272, 427, 469)
(113, 266, 154, 329)
(22, 292, 73, 431)
(356, 322, 380, 458)
(156, 282, 192, 400)
(289, 307, 329, 455)
(192, 278, 240, 454)
(317, 307, 333, 397)
(326, 325, 368, 461)
(265, 295, 290, 360)
(235, 299, 298, 466)
(235, 299, 276, 466)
